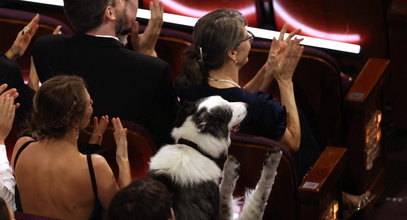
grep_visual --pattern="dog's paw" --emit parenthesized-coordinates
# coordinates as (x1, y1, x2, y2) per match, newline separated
(263, 146, 282, 168)
(223, 155, 240, 182)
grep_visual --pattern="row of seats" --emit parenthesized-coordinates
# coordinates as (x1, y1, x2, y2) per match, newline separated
(0, 7, 390, 220)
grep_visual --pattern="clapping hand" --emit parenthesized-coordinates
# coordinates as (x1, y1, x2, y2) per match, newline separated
(5, 14, 39, 61)
(89, 116, 109, 145)
(264, 24, 303, 83)
(0, 84, 19, 109)
(131, 0, 163, 57)
(0, 85, 17, 144)
(112, 117, 128, 163)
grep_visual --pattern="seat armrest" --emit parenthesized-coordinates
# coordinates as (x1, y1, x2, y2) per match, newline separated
(345, 58, 390, 109)
(299, 146, 347, 219)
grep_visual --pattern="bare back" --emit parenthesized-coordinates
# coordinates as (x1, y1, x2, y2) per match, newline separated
(12, 137, 103, 220)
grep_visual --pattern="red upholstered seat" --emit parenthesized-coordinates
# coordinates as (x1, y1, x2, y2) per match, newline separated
(78, 120, 156, 179)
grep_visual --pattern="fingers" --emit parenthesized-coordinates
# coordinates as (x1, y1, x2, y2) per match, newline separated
(23, 13, 39, 36)
(98, 115, 109, 133)
(0, 84, 8, 95)
(286, 28, 301, 41)
(150, 0, 164, 23)
(278, 24, 288, 41)
(92, 117, 99, 133)
(52, 25, 62, 35)
(0, 94, 16, 141)
(0, 88, 18, 100)
(112, 117, 124, 131)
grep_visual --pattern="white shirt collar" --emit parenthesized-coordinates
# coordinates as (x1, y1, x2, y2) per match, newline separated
(94, 35, 119, 41)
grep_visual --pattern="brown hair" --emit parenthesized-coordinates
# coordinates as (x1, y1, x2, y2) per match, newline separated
(182, 9, 247, 85)
(31, 75, 87, 139)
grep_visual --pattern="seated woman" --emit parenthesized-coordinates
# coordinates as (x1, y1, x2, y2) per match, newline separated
(11, 75, 131, 220)
(175, 8, 319, 180)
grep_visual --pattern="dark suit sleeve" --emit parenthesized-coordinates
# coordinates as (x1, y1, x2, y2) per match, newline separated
(149, 63, 178, 147)
(32, 35, 56, 82)
(0, 53, 34, 121)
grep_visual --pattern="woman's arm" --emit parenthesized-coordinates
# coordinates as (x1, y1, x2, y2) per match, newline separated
(112, 117, 131, 188)
(273, 35, 303, 152)
(93, 117, 131, 210)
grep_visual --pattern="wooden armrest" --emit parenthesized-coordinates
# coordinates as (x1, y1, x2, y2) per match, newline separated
(299, 146, 347, 219)
(299, 146, 347, 195)
(345, 58, 390, 108)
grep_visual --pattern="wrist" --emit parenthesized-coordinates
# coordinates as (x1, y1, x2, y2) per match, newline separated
(4, 50, 18, 61)
(276, 79, 293, 87)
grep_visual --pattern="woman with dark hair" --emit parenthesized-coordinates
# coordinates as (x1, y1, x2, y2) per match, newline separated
(176, 9, 320, 180)
(11, 75, 131, 220)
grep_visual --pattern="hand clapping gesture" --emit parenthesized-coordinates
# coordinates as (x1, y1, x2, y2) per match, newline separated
(264, 24, 303, 84)
(5, 14, 39, 61)
(112, 117, 130, 187)
(89, 116, 109, 145)
(131, 0, 163, 57)
(0, 84, 17, 144)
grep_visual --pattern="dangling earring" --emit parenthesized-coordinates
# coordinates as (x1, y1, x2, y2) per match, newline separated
(234, 59, 238, 64)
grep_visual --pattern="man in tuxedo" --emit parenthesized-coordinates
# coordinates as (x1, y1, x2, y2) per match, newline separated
(33, 0, 177, 147)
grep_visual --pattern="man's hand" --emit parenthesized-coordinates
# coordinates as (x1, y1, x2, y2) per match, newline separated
(131, 0, 163, 57)
(5, 14, 39, 61)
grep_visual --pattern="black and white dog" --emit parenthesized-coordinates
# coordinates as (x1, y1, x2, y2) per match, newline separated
(148, 96, 282, 220)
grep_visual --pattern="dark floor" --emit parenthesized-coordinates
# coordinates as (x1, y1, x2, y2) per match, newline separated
(367, 118, 407, 219)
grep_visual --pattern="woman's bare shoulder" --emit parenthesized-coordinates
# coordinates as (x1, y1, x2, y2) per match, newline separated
(11, 136, 36, 168)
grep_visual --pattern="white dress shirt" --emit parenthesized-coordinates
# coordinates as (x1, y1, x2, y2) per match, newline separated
(0, 144, 16, 210)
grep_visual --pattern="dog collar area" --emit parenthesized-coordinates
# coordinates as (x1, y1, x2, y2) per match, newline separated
(177, 138, 218, 162)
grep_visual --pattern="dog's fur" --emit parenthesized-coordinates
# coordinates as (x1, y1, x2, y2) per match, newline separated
(148, 96, 282, 220)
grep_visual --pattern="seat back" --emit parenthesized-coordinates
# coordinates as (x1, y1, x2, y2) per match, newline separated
(155, 28, 192, 82)
(78, 121, 156, 179)
(229, 133, 298, 220)
(14, 211, 62, 220)
(240, 42, 345, 151)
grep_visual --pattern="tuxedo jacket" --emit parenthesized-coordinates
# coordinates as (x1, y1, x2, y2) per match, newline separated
(0, 53, 34, 123)
(33, 33, 177, 147)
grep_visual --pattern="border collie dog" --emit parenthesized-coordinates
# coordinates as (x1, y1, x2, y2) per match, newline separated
(148, 96, 282, 220)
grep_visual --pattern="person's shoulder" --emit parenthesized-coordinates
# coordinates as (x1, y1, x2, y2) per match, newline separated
(34, 34, 71, 53)
(36, 34, 70, 45)
(0, 53, 19, 71)
(121, 50, 168, 68)
(11, 136, 36, 168)
(88, 153, 110, 171)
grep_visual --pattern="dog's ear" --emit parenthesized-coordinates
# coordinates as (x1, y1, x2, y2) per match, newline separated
(193, 106, 232, 138)
(193, 108, 210, 132)
(174, 101, 197, 128)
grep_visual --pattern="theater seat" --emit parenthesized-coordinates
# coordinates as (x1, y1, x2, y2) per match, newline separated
(78, 120, 156, 179)
(238, 40, 390, 218)
(230, 133, 347, 220)
(14, 211, 62, 220)
(155, 28, 192, 82)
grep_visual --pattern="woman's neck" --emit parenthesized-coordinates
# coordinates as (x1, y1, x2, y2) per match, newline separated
(42, 127, 79, 150)
(208, 64, 239, 88)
